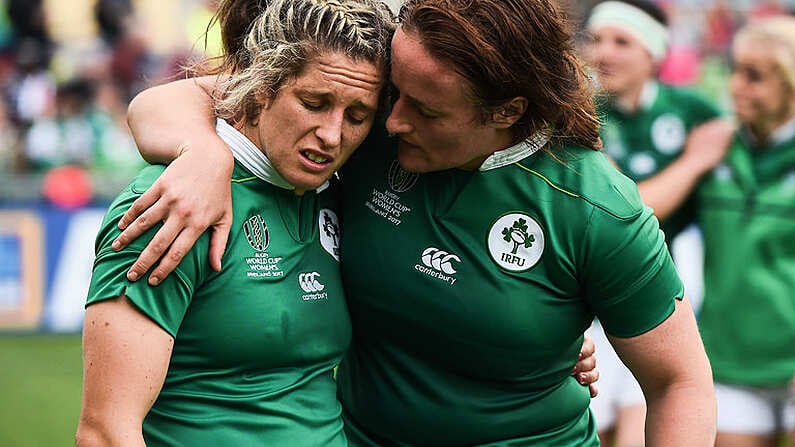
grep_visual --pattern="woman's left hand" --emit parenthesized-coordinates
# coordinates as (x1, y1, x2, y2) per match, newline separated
(574, 334, 599, 397)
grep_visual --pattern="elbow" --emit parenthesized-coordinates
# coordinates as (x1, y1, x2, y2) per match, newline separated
(647, 365, 715, 401)
(76, 414, 144, 447)
(646, 373, 717, 420)
(126, 94, 159, 165)
(75, 418, 111, 447)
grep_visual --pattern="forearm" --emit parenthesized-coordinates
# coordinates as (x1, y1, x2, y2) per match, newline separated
(644, 383, 716, 446)
(127, 76, 224, 164)
(637, 157, 705, 221)
(640, 118, 735, 221)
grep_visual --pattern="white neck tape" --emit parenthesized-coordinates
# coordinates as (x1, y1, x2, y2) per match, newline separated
(587, 1, 670, 62)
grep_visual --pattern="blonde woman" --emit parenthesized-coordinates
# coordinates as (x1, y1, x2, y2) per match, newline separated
(76, 1, 394, 445)
(639, 14, 795, 447)
(696, 16, 795, 447)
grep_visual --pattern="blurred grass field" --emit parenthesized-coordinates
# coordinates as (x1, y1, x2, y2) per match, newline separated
(0, 334, 792, 446)
(0, 334, 83, 447)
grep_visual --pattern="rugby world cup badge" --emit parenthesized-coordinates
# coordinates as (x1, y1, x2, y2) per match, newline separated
(487, 213, 544, 272)
(388, 159, 419, 193)
(243, 214, 269, 251)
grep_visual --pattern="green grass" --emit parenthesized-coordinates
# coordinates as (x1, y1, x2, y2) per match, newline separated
(1, 334, 792, 447)
(0, 334, 83, 447)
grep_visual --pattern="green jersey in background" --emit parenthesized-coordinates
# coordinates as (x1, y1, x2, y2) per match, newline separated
(600, 81, 720, 241)
(697, 124, 795, 387)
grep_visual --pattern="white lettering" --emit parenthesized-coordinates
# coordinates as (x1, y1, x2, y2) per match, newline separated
(302, 292, 329, 301)
(414, 264, 457, 285)
(365, 189, 412, 226)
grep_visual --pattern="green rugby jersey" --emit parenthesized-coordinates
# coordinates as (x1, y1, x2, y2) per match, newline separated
(86, 119, 351, 446)
(697, 123, 795, 386)
(599, 81, 720, 240)
(336, 129, 684, 446)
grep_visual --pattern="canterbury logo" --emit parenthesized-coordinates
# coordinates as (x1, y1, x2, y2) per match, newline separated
(421, 247, 460, 274)
(299, 272, 325, 293)
(388, 160, 419, 193)
(243, 215, 269, 251)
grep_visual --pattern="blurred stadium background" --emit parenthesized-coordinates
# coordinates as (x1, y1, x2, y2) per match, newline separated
(0, 0, 793, 445)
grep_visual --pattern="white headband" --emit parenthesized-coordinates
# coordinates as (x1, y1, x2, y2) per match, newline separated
(586, 1, 670, 62)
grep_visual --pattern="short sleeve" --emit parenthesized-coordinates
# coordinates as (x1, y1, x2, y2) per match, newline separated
(86, 166, 211, 338)
(581, 204, 684, 338)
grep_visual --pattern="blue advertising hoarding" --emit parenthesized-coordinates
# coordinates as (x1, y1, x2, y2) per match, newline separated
(0, 206, 106, 332)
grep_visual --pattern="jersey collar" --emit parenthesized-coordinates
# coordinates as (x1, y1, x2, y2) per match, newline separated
(769, 116, 795, 146)
(216, 118, 329, 192)
(614, 80, 659, 113)
(739, 116, 795, 149)
(479, 131, 549, 171)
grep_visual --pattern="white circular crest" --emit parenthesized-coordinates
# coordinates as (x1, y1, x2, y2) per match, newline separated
(318, 208, 341, 261)
(487, 213, 544, 272)
(628, 153, 657, 177)
(712, 163, 732, 182)
(651, 114, 686, 155)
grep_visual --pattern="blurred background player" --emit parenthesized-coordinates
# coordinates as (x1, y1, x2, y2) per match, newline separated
(659, 15, 795, 447)
(582, 1, 724, 446)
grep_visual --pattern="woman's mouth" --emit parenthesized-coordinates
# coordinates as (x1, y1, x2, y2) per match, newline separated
(302, 150, 331, 164)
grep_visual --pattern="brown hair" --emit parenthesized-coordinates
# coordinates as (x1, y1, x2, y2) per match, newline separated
(398, 0, 601, 150)
(213, 0, 267, 74)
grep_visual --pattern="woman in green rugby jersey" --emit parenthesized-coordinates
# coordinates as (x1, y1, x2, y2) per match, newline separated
(581, 1, 725, 445)
(76, 1, 394, 445)
(112, 0, 715, 445)
(644, 15, 795, 447)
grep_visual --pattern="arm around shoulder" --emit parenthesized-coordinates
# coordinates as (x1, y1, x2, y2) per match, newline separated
(127, 76, 225, 164)
(118, 76, 236, 282)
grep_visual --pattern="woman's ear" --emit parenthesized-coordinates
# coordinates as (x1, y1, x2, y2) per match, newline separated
(490, 97, 528, 128)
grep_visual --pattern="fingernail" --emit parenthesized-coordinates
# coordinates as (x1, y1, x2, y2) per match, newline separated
(579, 373, 587, 384)
(572, 366, 578, 374)
(112, 240, 121, 250)
(149, 276, 160, 286)
(127, 271, 139, 281)
(578, 352, 584, 360)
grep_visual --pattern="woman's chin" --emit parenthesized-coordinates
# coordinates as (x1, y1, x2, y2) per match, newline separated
(397, 147, 431, 173)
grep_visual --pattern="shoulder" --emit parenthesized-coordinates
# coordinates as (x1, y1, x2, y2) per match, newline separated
(130, 164, 167, 194)
(658, 83, 720, 117)
(518, 145, 644, 221)
(96, 165, 210, 261)
(102, 165, 167, 227)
